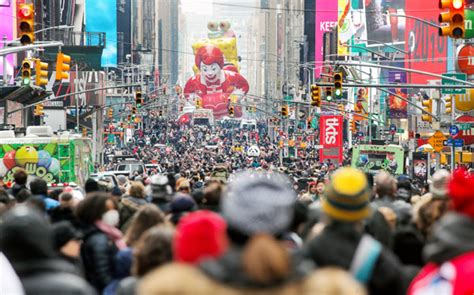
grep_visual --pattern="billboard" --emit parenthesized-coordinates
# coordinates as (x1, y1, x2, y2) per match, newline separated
(405, 0, 447, 84)
(314, 0, 338, 77)
(412, 152, 428, 185)
(319, 115, 343, 164)
(352, 144, 405, 175)
(388, 71, 408, 119)
(86, 0, 117, 67)
(0, 2, 14, 83)
(364, 0, 406, 46)
(338, 0, 366, 54)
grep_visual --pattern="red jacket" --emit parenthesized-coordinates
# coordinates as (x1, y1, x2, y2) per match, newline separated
(408, 252, 474, 295)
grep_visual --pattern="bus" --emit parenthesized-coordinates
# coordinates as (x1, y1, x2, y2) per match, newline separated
(351, 144, 405, 175)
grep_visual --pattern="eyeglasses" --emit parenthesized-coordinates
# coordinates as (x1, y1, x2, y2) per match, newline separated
(179, 187, 190, 192)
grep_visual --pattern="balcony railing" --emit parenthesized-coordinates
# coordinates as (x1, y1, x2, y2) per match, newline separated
(46, 30, 106, 48)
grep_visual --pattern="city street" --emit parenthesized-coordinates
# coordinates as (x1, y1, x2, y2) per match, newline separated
(0, 0, 474, 294)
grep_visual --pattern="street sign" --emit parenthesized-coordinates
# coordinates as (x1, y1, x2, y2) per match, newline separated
(443, 138, 465, 147)
(427, 131, 447, 153)
(442, 73, 467, 95)
(397, 128, 404, 134)
(357, 132, 364, 138)
(0, 124, 15, 130)
(449, 125, 460, 138)
(389, 124, 397, 135)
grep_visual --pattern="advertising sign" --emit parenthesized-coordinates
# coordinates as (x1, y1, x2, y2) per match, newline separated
(454, 89, 474, 113)
(351, 144, 405, 175)
(405, 0, 447, 84)
(86, 0, 117, 67)
(388, 71, 408, 119)
(457, 44, 474, 75)
(0, 3, 14, 83)
(412, 152, 428, 184)
(319, 115, 343, 164)
(365, 0, 406, 46)
(315, 0, 338, 78)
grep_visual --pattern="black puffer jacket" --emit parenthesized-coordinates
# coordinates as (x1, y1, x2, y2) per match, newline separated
(80, 224, 118, 292)
(305, 222, 408, 295)
(0, 205, 95, 295)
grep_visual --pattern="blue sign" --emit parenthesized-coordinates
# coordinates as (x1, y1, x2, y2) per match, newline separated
(449, 125, 459, 138)
(443, 138, 464, 147)
(389, 124, 397, 135)
(357, 132, 364, 138)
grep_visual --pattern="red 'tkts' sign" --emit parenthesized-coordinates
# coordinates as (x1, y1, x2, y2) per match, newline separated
(319, 115, 343, 164)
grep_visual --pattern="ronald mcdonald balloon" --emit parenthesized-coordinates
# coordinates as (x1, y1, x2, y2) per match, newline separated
(184, 45, 249, 118)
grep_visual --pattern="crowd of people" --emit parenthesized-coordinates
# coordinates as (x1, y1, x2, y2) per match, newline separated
(1, 158, 474, 294)
(1, 119, 474, 294)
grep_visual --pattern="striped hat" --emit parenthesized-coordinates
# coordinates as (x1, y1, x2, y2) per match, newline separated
(321, 167, 371, 222)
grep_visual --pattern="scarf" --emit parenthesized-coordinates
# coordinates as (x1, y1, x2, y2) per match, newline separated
(95, 220, 127, 250)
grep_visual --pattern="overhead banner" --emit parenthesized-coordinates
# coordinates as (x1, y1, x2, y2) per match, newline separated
(388, 71, 408, 119)
(405, 0, 447, 84)
(412, 152, 428, 185)
(315, 0, 338, 77)
(319, 115, 343, 164)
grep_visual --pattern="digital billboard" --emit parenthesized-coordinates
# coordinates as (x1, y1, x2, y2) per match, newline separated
(86, 0, 117, 67)
(315, 0, 338, 77)
(405, 0, 448, 84)
(0, 2, 14, 83)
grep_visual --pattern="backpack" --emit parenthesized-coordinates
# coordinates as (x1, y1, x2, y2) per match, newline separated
(350, 234, 382, 284)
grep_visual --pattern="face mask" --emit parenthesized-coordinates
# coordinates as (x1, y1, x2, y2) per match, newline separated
(102, 210, 119, 227)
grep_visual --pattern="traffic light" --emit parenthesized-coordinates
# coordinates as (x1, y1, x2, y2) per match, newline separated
(82, 128, 87, 137)
(34, 104, 44, 116)
(310, 85, 321, 107)
(21, 59, 32, 85)
(445, 96, 452, 114)
(195, 98, 202, 108)
(338, 104, 345, 114)
(55, 52, 71, 80)
(421, 98, 433, 122)
(334, 72, 343, 97)
(132, 106, 137, 114)
(179, 105, 184, 112)
(307, 119, 312, 129)
(325, 87, 333, 101)
(228, 106, 235, 116)
(281, 105, 289, 117)
(349, 120, 356, 133)
(35, 59, 49, 86)
(127, 115, 132, 121)
(108, 108, 113, 119)
(135, 91, 143, 108)
(119, 122, 124, 128)
(17, 4, 34, 45)
(439, 0, 465, 38)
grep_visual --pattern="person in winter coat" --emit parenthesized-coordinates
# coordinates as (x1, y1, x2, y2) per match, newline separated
(0, 205, 95, 294)
(138, 171, 345, 295)
(49, 192, 77, 224)
(305, 167, 408, 295)
(7, 168, 28, 199)
(75, 192, 127, 293)
(119, 181, 148, 232)
(408, 169, 474, 295)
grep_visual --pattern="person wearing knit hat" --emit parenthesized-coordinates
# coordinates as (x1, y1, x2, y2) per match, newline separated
(408, 169, 474, 294)
(321, 167, 371, 222)
(174, 210, 228, 264)
(429, 169, 451, 200)
(305, 167, 407, 295)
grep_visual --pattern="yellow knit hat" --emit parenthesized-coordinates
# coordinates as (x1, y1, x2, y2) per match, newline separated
(321, 167, 371, 222)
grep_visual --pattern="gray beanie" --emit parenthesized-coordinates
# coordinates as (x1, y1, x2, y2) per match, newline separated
(222, 171, 296, 235)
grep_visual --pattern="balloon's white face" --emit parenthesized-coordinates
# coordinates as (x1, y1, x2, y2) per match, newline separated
(200, 63, 221, 82)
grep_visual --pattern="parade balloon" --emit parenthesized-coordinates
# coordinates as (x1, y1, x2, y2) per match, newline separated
(37, 150, 52, 168)
(3, 150, 16, 170)
(48, 158, 60, 175)
(15, 146, 38, 167)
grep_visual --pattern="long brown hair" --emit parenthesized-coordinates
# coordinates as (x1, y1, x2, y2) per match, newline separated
(124, 204, 165, 246)
(241, 234, 291, 284)
(132, 226, 174, 277)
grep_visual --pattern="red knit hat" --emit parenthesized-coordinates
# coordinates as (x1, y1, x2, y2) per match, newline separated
(448, 168, 474, 218)
(174, 210, 228, 264)
(195, 45, 224, 69)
